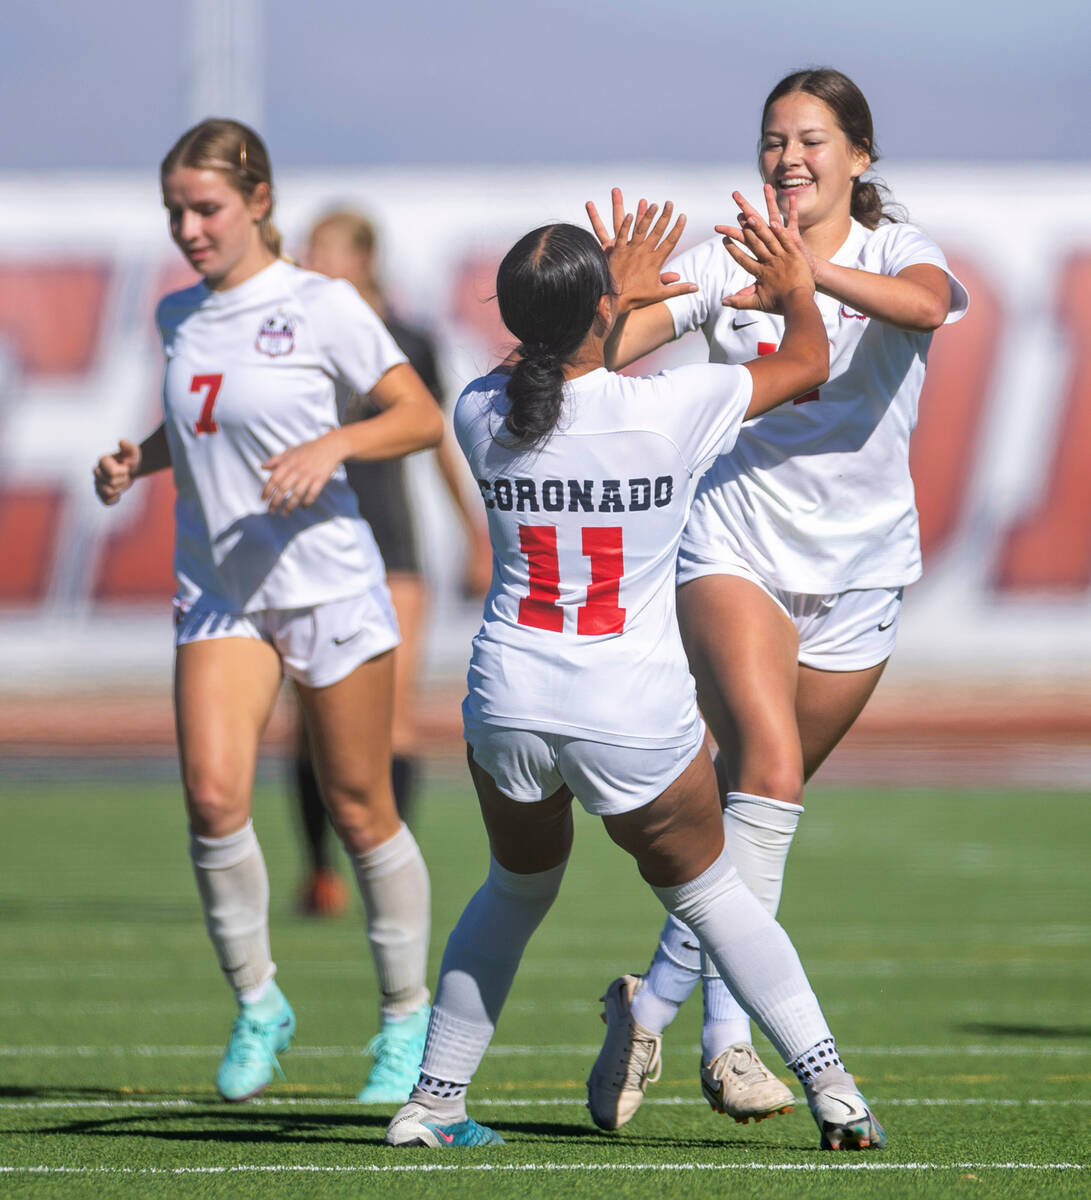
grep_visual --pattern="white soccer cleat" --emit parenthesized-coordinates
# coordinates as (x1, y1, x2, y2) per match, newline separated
(809, 1085, 886, 1151)
(700, 1042, 796, 1124)
(586, 975, 662, 1131)
(385, 1100, 504, 1147)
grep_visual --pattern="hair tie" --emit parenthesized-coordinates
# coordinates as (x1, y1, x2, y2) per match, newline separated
(239, 142, 248, 171)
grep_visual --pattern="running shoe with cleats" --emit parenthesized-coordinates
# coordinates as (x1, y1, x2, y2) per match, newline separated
(385, 1100, 505, 1147)
(357, 1003, 430, 1104)
(586, 974, 662, 1130)
(701, 1042, 795, 1123)
(215, 988, 296, 1103)
(809, 1085, 886, 1150)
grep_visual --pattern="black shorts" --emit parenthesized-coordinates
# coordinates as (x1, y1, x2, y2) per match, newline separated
(345, 459, 421, 576)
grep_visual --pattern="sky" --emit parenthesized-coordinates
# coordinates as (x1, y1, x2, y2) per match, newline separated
(1, 0, 1087, 171)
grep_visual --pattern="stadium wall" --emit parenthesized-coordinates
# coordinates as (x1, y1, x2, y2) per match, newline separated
(0, 165, 1089, 695)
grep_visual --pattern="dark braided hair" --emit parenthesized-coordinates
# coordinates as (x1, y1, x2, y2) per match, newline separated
(761, 68, 903, 229)
(495, 223, 613, 450)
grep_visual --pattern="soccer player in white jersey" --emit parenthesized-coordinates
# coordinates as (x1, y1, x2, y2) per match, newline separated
(386, 201, 885, 1152)
(93, 119, 444, 1105)
(585, 67, 969, 1128)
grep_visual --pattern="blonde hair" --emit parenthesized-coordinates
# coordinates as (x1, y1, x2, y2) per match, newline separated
(161, 118, 283, 256)
(308, 209, 383, 310)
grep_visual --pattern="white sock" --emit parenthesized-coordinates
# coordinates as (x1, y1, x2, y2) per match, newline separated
(351, 823, 431, 1019)
(631, 914, 702, 1034)
(189, 820, 274, 1000)
(650, 846, 831, 1067)
(420, 856, 567, 1086)
(723, 791, 802, 912)
(701, 792, 803, 1054)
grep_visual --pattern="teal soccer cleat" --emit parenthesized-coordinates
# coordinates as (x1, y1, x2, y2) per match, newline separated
(215, 986, 296, 1103)
(385, 1101, 505, 1147)
(357, 1004, 430, 1104)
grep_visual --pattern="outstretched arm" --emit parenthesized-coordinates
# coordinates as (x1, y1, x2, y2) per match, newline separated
(717, 211, 828, 418)
(433, 433, 493, 598)
(720, 186, 951, 332)
(586, 187, 693, 369)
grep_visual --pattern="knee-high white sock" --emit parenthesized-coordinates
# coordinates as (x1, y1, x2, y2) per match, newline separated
(420, 856, 567, 1088)
(351, 823, 431, 1019)
(631, 913, 702, 1034)
(651, 846, 831, 1067)
(190, 820, 274, 1002)
(702, 792, 803, 1052)
(723, 791, 802, 912)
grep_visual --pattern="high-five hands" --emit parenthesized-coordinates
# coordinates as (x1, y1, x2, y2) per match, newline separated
(718, 185, 819, 310)
(716, 188, 815, 314)
(586, 187, 697, 312)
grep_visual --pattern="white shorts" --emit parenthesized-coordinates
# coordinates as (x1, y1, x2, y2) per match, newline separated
(678, 554, 902, 672)
(174, 585, 401, 688)
(464, 717, 706, 817)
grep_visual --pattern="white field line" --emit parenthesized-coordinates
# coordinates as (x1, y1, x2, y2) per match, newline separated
(0, 1163, 1085, 1175)
(1, 1097, 1089, 1112)
(0, 1042, 1088, 1058)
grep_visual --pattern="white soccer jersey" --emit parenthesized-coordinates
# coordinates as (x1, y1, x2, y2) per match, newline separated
(666, 220, 969, 592)
(157, 259, 407, 612)
(456, 364, 753, 747)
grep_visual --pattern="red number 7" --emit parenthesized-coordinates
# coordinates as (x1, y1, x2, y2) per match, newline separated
(191, 373, 223, 434)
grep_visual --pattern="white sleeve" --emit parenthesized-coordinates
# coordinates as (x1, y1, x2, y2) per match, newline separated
(658, 363, 753, 473)
(313, 279, 408, 392)
(879, 224, 969, 325)
(663, 237, 736, 338)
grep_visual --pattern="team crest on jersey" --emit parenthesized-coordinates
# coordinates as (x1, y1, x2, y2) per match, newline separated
(255, 310, 296, 356)
(839, 303, 867, 322)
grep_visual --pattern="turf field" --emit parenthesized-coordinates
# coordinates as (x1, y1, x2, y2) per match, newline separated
(1, 761, 1087, 1198)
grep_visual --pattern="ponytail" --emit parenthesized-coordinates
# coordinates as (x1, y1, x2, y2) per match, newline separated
(505, 346, 567, 449)
(495, 224, 612, 451)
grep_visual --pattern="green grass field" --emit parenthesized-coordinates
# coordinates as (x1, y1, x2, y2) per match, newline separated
(0, 760, 1087, 1198)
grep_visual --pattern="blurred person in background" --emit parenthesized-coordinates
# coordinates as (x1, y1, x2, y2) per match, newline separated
(386, 205, 885, 1152)
(293, 209, 491, 919)
(93, 119, 442, 1107)
(584, 66, 968, 1129)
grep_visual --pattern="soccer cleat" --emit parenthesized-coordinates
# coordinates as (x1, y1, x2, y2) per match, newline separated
(385, 1100, 505, 1147)
(298, 867, 349, 917)
(700, 1042, 795, 1124)
(809, 1085, 887, 1150)
(357, 1004, 430, 1104)
(586, 975, 662, 1130)
(215, 991, 296, 1103)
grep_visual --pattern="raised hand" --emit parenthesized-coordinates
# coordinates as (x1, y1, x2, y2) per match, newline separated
(717, 187, 817, 297)
(715, 200, 814, 315)
(93, 439, 141, 506)
(586, 187, 696, 312)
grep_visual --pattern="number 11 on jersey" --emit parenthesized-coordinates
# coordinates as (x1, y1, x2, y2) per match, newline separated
(517, 525, 626, 635)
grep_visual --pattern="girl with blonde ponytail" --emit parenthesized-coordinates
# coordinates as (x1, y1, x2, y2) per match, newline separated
(93, 118, 445, 1106)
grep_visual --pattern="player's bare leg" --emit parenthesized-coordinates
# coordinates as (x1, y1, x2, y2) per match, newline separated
(609, 577, 799, 1121)
(298, 650, 430, 1102)
(597, 749, 883, 1148)
(175, 636, 294, 1101)
(387, 756, 572, 1146)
